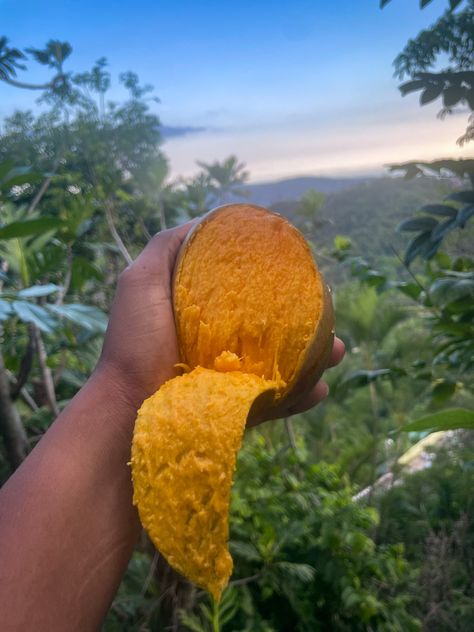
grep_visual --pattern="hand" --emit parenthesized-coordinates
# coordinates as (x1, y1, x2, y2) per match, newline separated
(258, 337, 345, 424)
(97, 221, 196, 411)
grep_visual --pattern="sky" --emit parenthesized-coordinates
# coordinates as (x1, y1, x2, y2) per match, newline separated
(0, 0, 471, 182)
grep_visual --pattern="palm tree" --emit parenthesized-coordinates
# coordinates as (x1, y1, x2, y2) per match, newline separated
(179, 172, 213, 219)
(197, 155, 249, 205)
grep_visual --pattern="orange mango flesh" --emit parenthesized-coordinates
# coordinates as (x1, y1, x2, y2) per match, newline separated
(131, 368, 277, 600)
(174, 206, 323, 389)
(131, 205, 327, 601)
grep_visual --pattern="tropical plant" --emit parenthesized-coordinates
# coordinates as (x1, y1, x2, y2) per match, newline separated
(382, 0, 474, 145)
(197, 156, 249, 205)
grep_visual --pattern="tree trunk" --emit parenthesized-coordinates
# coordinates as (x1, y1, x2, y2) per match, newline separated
(31, 325, 59, 416)
(0, 348, 29, 471)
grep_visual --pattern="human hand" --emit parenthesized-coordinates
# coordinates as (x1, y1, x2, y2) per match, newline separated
(96, 222, 196, 413)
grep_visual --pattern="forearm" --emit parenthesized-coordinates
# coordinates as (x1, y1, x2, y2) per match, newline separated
(0, 368, 140, 631)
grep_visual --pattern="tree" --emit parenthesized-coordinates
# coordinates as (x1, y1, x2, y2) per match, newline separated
(0, 37, 74, 97)
(293, 189, 327, 238)
(382, 0, 474, 145)
(197, 156, 249, 205)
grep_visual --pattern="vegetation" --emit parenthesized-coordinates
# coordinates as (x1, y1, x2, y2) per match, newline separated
(0, 0, 473, 630)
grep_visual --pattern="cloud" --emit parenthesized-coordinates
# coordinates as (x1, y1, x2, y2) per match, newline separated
(164, 110, 469, 182)
(161, 125, 206, 139)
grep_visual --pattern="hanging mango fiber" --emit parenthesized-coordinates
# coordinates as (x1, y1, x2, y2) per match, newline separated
(131, 204, 334, 600)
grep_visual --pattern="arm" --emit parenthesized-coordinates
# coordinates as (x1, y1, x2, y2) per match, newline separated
(0, 223, 344, 631)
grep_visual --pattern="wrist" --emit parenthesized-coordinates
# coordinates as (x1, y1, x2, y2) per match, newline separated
(86, 363, 145, 439)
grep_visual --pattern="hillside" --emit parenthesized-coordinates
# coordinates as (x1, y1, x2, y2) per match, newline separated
(266, 176, 456, 259)
(233, 175, 369, 206)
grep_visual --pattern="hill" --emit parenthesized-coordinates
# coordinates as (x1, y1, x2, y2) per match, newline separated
(266, 176, 456, 259)
(234, 176, 369, 206)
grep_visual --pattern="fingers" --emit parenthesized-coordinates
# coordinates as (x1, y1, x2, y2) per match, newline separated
(119, 219, 199, 294)
(138, 219, 198, 269)
(250, 336, 345, 425)
(283, 380, 330, 417)
(328, 337, 345, 368)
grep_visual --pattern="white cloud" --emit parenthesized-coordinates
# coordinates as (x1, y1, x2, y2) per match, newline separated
(164, 110, 469, 183)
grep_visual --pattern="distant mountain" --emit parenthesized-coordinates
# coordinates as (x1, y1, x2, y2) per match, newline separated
(232, 176, 370, 207)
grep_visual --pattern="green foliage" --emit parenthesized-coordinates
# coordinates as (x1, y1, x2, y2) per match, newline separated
(401, 408, 474, 432)
(0, 36, 26, 81)
(377, 437, 474, 630)
(197, 155, 249, 205)
(223, 437, 419, 631)
(389, 0, 474, 144)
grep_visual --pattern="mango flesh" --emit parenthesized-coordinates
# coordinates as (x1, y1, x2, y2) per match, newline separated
(131, 204, 334, 600)
(174, 206, 324, 390)
(132, 368, 277, 600)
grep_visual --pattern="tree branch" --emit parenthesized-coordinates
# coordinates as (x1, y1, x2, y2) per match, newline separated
(2, 76, 54, 91)
(0, 346, 29, 471)
(31, 324, 59, 416)
(104, 200, 133, 265)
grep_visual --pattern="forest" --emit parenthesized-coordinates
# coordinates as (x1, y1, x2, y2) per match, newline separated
(0, 0, 473, 630)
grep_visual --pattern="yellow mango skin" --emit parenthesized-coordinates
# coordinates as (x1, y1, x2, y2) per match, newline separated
(131, 366, 277, 601)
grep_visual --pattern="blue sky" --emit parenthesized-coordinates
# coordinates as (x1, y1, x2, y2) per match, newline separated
(0, 0, 470, 181)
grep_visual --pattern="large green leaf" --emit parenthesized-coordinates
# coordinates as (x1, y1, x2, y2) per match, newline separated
(0, 298, 13, 320)
(430, 277, 474, 306)
(401, 408, 474, 433)
(12, 300, 57, 333)
(47, 303, 108, 333)
(0, 217, 64, 240)
(420, 204, 457, 218)
(446, 190, 474, 205)
(431, 379, 456, 405)
(17, 283, 61, 298)
(397, 217, 438, 232)
(338, 369, 391, 391)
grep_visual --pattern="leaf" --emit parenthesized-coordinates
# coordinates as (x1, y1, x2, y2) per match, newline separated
(458, 205, 474, 228)
(18, 284, 61, 298)
(449, 0, 463, 9)
(420, 83, 444, 105)
(431, 380, 456, 405)
(47, 303, 108, 333)
(443, 86, 464, 108)
(401, 408, 474, 433)
(446, 190, 474, 205)
(396, 282, 422, 300)
(420, 204, 457, 218)
(0, 217, 64, 240)
(334, 235, 352, 251)
(404, 231, 432, 266)
(397, 217, 438, 232)
(430, 278, 474, 306)
(339, 369, 391, 391)
(0, 160, 15, 182)
(178, 610, 206, 632)
(275, 561, 316, 583)
(431, 218, 458, 241)
(399, 79, 425, 96)
(0, 298, 13, 320)
(229, 540, 261, 562)
(12, 301, 57, 333)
